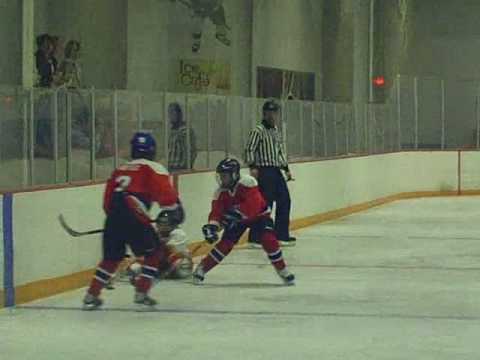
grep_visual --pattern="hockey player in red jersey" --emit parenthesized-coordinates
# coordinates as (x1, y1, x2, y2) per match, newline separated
(83, 131, 184, 310)
(192, 158, 295, 285)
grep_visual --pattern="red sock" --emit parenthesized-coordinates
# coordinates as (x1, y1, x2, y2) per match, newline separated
(88, 260, 120, 297)
(135, 246, 165, 293)
(200, 239, 235, 273)
(261, 231, 286, 271)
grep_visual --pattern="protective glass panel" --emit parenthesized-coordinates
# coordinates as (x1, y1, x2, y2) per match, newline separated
(445, 79, 478, 149)
(32, 88, 56, 185)
(141, 92, 166, 166)
(116, 91, 140, 167)
(417, 78, 442, 149)
(185, 94, 208, 170)
(284, 100, 301, 159)
(301, 101, 314, 158)
(226, 96, 245, 163)
(208, 95, 228, 166)
(70, 89, 94, 181)
(94, 90, 115, 180)
(397, 75, 416, 149)
(323, 102, 337, 157)
(0, 86, 29, 190)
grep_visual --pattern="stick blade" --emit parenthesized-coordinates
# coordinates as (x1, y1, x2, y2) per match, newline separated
(58, 214, 81, 237)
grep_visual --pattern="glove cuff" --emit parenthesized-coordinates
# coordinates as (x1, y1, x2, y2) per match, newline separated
(208, 220, 221, 229)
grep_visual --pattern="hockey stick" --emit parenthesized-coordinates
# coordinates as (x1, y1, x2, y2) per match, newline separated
(59, 214, 208, 258)
(59, 211, 157, 238)
(58, 214, 103, 237)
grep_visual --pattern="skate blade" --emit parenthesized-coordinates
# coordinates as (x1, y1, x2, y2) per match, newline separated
(192, 276, 204, 286)
(134, 303, 157, 312)
(82, 303, 102, 311)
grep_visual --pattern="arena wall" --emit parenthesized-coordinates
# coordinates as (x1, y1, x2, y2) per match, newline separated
(459, 151, 480, 191)
(2, 151, 479, 306)
(0, 195, 5, 307)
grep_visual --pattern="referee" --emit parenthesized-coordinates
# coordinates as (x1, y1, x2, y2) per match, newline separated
(244, 99, 296, 247)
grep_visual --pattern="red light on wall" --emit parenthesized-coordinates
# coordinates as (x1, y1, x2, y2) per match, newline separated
(373, 76, 385, 87)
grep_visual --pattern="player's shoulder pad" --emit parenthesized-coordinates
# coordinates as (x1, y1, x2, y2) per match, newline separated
(238, 174, 258, 188)
(131, 159, 169, 176)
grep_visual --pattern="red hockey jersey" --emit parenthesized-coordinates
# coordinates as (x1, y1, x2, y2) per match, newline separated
(103, 159, 178, 214)
(208, 175, 270, 226)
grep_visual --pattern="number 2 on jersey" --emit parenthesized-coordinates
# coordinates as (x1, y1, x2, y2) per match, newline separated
(114, 175, 132, 192)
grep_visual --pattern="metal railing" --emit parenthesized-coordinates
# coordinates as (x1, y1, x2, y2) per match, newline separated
(1, 75, 479, 190)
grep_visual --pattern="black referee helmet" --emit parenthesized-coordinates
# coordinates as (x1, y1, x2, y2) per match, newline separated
(262, 99, 280, 113)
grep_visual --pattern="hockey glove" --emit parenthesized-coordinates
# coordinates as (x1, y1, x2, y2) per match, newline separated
(221, 208, 245, 230)
(202, 224, 220, 244)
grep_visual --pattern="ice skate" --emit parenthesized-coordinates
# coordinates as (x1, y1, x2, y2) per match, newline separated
(82, 293, 103, 310)
(192, 265, 205, 285)
(134, 292, 157, 307)
(279, 236, 297, 247)
(277, 268, 295, 286)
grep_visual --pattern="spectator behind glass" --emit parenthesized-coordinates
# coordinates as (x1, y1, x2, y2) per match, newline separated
(49, 35, 60, 67)
(56, 40, 96, 152)
(168, 102, 197, 171)
(55, 40, 81, 89)
(35, 34, 57, 87)
(34, 33, 57, 157)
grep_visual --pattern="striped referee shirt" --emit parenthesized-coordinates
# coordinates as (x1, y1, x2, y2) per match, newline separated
(244, 120, 289, 170)
(168, 125, 197, 170)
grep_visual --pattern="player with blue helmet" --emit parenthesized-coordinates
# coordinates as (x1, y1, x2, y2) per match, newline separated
(83, 131, 185, 310)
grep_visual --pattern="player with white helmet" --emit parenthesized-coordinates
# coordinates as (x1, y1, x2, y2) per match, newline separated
(122, 217, 193, 284)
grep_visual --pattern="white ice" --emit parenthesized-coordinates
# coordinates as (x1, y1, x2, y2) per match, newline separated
(3, 196, 480, 360)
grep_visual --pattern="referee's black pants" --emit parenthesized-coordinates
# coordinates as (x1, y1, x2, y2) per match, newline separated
(249, 166, 291, 242)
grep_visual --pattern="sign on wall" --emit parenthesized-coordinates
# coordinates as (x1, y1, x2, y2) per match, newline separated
(177, 59, 231, 94)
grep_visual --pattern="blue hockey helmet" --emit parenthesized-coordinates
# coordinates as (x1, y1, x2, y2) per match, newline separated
(130, 131, 156, 160)
(216, 158, 240, 188)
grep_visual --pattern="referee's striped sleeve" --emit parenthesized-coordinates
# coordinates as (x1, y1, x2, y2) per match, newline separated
(244, 127, 261, 166)
(190, 128, 197, 167)
(278, 140, 289, 169)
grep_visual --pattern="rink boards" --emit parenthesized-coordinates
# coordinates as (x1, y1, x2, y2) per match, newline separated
(2, 150, 480, 307)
